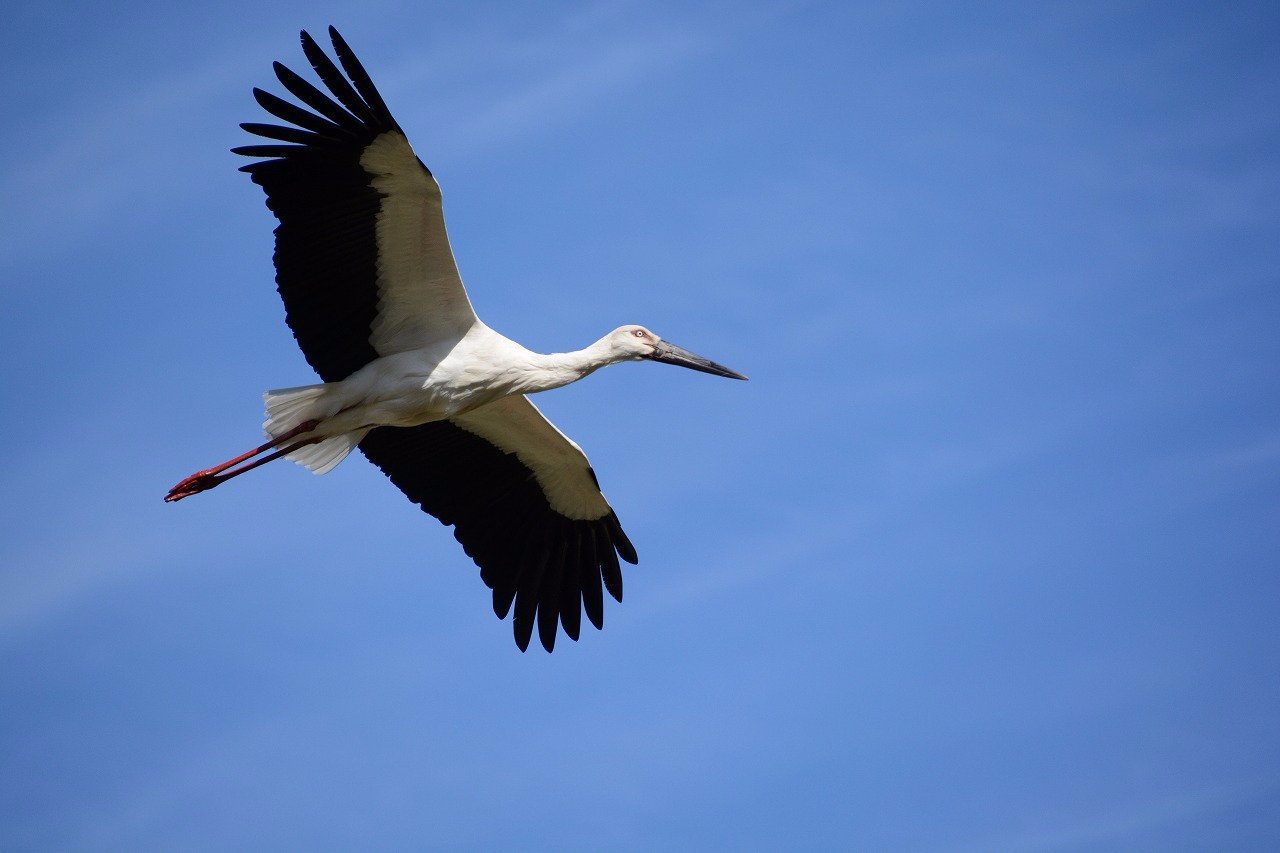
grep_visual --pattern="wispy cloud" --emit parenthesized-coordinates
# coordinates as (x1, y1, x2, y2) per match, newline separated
(639, 506, 858, 619)
(0, 526, 179, 643)
(1202, 432, 1280, 472)
(372, 6, 709, 159)
(950, 777, 1276, 852)
(447, 30, 701, 151)
(0, 47, 250, 267)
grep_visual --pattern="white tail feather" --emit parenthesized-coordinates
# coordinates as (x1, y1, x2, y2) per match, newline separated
(262, 385, 365, 475)
(285, 430, 369, 475)
(263, 384, 327, 438)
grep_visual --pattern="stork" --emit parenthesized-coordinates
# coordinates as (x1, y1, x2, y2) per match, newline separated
(166, 27, 746, 652)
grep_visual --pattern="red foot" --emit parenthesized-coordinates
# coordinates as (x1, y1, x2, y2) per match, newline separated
(165, 470, 223, 502)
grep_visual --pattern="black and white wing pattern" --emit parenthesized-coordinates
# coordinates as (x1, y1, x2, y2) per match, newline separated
(234, 26, 477, 382)
(359, 396, 638, 652)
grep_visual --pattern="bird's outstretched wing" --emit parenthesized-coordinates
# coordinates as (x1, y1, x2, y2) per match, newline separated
(234, 26, 477, 382)
(358, 396, 638, 652)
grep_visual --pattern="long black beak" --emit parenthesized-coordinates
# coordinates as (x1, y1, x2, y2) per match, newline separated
(645, 340, 748, 380)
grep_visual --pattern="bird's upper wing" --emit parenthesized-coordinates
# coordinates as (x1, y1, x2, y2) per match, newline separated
(234, 27, 477, 382)
(358, 395, 638, 652)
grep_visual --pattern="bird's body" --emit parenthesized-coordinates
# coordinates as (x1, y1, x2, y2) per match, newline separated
(167, 27, 745, 652)
(257, 323, 671, 478)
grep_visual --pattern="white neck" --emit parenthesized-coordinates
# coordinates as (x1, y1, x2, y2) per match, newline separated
(516, 337, 621, 395)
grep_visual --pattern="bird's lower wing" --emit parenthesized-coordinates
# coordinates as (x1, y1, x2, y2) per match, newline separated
(358, 396, 636, 652)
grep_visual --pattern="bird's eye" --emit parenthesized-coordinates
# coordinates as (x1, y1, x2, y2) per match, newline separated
(633, 330, 645, 337)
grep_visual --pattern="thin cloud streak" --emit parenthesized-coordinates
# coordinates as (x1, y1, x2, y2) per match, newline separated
(0, 529, 180, 642)
(951, 777, 1277, 852)
(396, 27, 706, 158)
(0, 49, 250, 267)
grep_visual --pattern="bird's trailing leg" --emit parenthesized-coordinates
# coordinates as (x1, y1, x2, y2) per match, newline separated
(165, 419, 322, 502)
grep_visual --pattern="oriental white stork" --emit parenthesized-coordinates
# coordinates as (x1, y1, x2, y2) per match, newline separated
(166, 27, 746, 652)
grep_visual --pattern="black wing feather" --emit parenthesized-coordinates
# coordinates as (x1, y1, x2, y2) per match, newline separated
(562, 530, 589, 640)
(301, 30, 380, 125)
(359, 422, 638, 652)
(231, 144, 309, 159)
(328, 26, 400, 130)
(250, 88, 357, 140)
(583, 526, 609, 630)
(239, 122, 331, 146)
(537, 534, 567, 651)
(272, 61, 367, 132)
(513, 541, 551, 653)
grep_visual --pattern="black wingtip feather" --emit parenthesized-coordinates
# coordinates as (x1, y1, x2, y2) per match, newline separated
(607, 513, 639, 564)
(231, 144, 307, 158)
(602, 555, 624, 604)
(328, 26, 398, 131)
(536, 534, 569, 652)
(511, 545, 549, 653)
(251, 87, 354, 139)
(593, 522, 619, 622)
(558, 527, 584, 642)
(273, 60, 365, 132)
(492, 585, 517, 620)
(300, 30, 377, 125)
(585, 526, 611, 630)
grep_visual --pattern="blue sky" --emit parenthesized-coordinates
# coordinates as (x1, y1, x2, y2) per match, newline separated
(2, 1, 1278, 849)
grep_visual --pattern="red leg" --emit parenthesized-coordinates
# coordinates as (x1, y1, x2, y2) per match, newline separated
(165, 420, 321, 502)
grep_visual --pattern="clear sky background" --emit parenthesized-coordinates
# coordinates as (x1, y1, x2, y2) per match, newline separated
(2, 1, 1278, 849)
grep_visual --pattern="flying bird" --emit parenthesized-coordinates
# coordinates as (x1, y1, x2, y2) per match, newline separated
(166, 27, 746, 652)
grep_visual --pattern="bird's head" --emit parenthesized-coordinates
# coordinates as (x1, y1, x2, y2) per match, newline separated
(607, 325, 747, 380)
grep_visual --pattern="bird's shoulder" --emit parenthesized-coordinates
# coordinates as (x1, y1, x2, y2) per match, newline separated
(359, 130, 442, 200)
